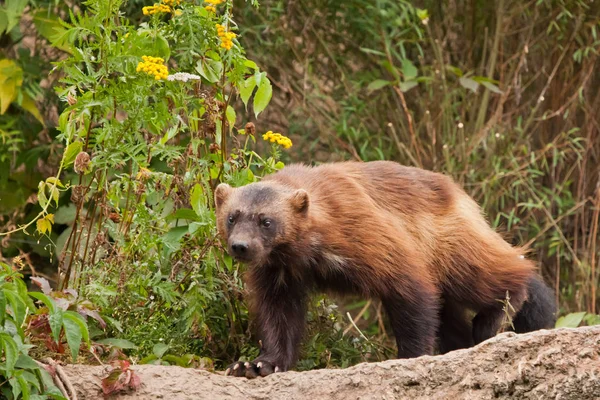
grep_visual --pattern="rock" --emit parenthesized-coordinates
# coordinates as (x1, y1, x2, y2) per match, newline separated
(62, 326, 600, 400)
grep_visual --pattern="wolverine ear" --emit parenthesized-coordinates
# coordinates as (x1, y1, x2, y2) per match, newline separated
(215, 183, 233, 209)
(290, 189, 309, 213)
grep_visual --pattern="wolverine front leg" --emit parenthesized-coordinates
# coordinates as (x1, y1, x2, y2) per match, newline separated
(226, 267, 307, 379)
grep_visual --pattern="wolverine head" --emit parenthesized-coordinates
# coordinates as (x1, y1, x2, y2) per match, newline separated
(214, 181, 309, 265)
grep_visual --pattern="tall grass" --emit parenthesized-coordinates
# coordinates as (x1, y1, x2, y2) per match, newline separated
(237, 0, 600, 318)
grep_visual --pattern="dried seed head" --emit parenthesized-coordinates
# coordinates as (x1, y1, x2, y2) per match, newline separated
(209, 143, 220, 153)
(108, 212, 121, 223)
(245, 122, 256, 136)
(67, 92, 77, 106)
(74, 151, 91, 174)
(135, 182, 146, 196)
(136, 167, 151, 182)
(94, 232, 106, 247)
(71, 185, 85, 204)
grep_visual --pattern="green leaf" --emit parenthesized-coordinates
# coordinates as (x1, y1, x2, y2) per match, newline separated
(0, 59, 23, 114)
(0, 332, 18, 373)
(226, 105, 236, 132)
(367, 79, 391, 93)
(253, 75, 272, 118)
(4, 289, 26, 328)
(20, 370, 40, 392)
(63, 312, 86, 362)
(19, 93, 44, 126)
(153, 342, 169, 358)
(54, 204, 77, 225)
(243, 59, 258, 71)
(223, 254, 233, 272)
(0, 289, 6, 326)
(190, 184, 206, 217)
(137, 30, 171, 60)
(445, 65, 463, 77)
(0, 10, 7, 35)
(555, 311, 587, 328)
(359, 47, 387, 57)
(480, 81, 503, 94)
(170, 208, 200, 222)
(4, 0, 28, 32)
(29, 292, 55, 313)
(195, 58, 222, 84)
(95, 338, 138, 350)
(48, 307, 64, 344)
(399, 80, 418, 93)
(159, 125, 179, 145)
(37, 181, 48, 209)
(401, 59, 418, 80)
(139, 354, 158, 364)
(162, 226, 188, 252)
(583, 313, 600, 326)
(239, 77, 257, 109)
(32, 9, 69, 51)
(61, 142, 83, 168)
(459, 76, 479, 93)
(50, 186, 60, 206)
(15, 354, 40, 370)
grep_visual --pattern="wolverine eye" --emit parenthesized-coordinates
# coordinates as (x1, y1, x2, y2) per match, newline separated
(261, 219, 272, 228)
(227, 215, 235, 225)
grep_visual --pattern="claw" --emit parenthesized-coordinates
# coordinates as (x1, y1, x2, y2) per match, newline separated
(233, 364, 239, 370)
(275, 366, 281, 373)
(257, 362, 263, 369)
(225, 368, 231, 376)
(244, 362, 251, 368)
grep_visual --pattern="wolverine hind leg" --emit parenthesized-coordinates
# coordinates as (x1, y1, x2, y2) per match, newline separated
(382, 282, 440, 358)
(437, 297, 473, 354)
(472, 287, 528, 344)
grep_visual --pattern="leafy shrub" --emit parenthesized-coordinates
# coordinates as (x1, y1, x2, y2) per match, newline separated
(0, 260, 93, 399)
(0, 0, 380, 373)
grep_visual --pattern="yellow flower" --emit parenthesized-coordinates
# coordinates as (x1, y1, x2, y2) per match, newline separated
(12, 256, 24, 270)
(142, 3, 173, 15)
(137, 56, 169, 80)
(262, 131, 293, 149)
(136, 167, 152, 181)
(215, 23, 236, 50)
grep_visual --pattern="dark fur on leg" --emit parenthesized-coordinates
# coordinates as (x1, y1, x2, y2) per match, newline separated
(472, 288, 527, 345)
(383, 285, 439, 358)
(225, 264, 306, 378)
(511, 275, 557, 333)
(437, 298, 473, 354)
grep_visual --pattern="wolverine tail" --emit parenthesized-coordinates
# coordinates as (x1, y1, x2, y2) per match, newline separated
(512, 274, 557, 333)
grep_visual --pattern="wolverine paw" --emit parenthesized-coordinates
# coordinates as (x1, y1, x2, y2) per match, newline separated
(224, 360, 280, 379)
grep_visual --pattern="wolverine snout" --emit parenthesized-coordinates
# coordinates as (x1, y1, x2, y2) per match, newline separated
(231, 241, 249, 258)
(228, 238, 262, 262)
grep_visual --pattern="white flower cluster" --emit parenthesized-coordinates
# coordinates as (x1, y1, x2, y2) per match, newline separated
(167, 72, 202, 82)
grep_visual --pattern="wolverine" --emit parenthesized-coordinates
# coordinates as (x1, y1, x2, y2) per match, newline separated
(214, 161, 556, 378)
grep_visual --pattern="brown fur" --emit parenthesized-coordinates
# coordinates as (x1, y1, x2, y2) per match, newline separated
(215, 161, 536, 378)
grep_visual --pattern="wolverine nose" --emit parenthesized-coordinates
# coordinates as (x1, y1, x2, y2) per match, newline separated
(231, 242, 249, 258)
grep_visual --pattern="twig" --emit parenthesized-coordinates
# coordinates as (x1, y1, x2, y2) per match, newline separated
(344, 311, 369, 341)
(343, 300, 372, 336)
(37, 358, 78, 400)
